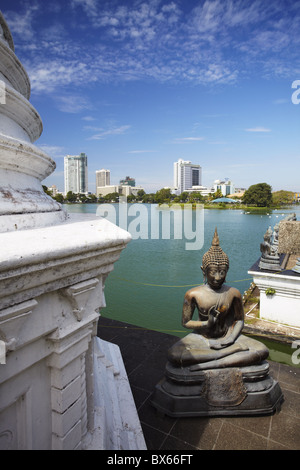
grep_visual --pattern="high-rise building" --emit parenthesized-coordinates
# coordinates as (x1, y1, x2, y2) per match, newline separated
(173, 159, 202, 194)
(213, 179, 235, 196)
(96, 169, 110, 188)
(64, 153, 88, 194)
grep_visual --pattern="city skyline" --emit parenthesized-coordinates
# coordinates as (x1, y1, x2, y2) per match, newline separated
(2, 0, 300, 193)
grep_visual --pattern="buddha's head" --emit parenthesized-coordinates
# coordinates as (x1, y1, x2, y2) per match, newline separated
(201, 228, 229, 289)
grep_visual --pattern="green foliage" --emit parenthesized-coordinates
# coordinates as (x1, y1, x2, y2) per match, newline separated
(212, 189, 223, 200)
(272, 190, 294, 206)
(137, 189, 146, 200)
(242, 183, 272, 207)
(142, 193, 156, 203)
(54, 193, 64, 203)
(103, 192, 119, 202)
(42, 184, 52, 196)
(66, 191, 77, 202)
(265, 288, 276, 296)
(44, 183, 295, 210)
(154, 188, 173, 204)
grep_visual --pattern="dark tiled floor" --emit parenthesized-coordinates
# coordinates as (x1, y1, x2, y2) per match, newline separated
(97, 316, 300, 451)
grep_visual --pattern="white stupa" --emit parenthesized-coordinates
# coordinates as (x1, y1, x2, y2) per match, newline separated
(0, 12, 67, 232)
(0, 12, 145, 450)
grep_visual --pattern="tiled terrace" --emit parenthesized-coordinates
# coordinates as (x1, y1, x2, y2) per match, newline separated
(97, 316, 300, 451)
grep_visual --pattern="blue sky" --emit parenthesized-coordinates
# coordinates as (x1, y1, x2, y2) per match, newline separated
(2, 0, 300, 193)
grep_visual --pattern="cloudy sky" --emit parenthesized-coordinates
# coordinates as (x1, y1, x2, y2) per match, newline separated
(2, 0, 300, 193)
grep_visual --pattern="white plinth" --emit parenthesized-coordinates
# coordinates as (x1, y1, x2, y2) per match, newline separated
(248, 268, 300, 328)
(0, 216, 147, 450)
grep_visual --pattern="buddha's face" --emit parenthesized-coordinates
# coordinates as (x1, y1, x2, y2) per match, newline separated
(205, 264, 228, 290)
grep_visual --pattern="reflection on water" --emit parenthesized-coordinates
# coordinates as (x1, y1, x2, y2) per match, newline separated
(66, 203, 300, 366)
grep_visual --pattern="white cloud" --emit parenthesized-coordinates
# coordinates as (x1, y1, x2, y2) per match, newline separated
(87, 125, 131, 140)
(273, 99, 289, 105)
(173, 136, 205, 143)
(4, 0, 300, 92)
(39, 145, 66, 159)
(245, 127, 271, 132)
(70, 0, 98, 18)
(82, 116, 96, 121)
(127, 150, 157, 154)
(3, 4, 39, 41)
(56, 94, 92, 113)
(26, 60, 91, 93)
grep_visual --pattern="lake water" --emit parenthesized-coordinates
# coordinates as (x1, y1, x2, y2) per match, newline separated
(65, 203, 300, 366)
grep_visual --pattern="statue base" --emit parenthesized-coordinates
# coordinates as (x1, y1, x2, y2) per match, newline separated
(151, 361, 283, 417)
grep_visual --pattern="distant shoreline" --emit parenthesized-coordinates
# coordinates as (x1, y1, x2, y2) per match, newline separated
(159, 203, 298, 213)
(63, 200, 299, 213)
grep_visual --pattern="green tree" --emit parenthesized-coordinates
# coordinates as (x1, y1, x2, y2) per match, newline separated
(212, 189, 223, 200)
(87, 193, 97, 203)
(142, 193, 155, 203)
(155, 188, 173, 204)
(42, 185, 52, 196)
(66, 191, 77, 202)
(54, 193, 64, 203)
(272, 190, 294, 206)
(179, 192, 189, 202)
(242, 183, 272, 207)
(136, 189, 146, 201)
(78, 193, 88, 203)
(190, 192, 204, 203)
(104, 192, 119, 202)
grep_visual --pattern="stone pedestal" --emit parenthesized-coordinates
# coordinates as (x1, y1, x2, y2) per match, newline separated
(152, 361, 283, 418)
(0, 217, 147, 449)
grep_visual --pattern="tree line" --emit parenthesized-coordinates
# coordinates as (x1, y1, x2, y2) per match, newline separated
(43, 183, 297, 208)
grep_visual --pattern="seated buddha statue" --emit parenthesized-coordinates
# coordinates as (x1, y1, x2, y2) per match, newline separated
(167, 228, 269, 371)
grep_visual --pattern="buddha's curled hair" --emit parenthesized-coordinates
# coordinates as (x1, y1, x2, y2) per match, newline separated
(202, 227, 229, 272)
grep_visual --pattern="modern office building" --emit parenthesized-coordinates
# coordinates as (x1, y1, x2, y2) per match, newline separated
(173, 159, 202, 194)
(213, 179, 235, 196)
(64, 153, 88, 195)
(96, 169, 110, 188)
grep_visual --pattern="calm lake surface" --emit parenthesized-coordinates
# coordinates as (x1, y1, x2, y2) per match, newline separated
(65, 203, 300, 366)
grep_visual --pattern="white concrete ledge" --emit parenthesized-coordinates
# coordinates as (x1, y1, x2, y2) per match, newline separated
(249, 268, 300, 327)
(83, 337, 147, 450)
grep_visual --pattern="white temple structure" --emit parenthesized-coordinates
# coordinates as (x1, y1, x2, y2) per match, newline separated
(0, 12, 146, 450)
(248, 218, 300, 329)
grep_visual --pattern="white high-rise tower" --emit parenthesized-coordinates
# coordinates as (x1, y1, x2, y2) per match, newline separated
(64, 153, 88, 194)
(96, 169, 110, 187)
(173, 159, 202, 194)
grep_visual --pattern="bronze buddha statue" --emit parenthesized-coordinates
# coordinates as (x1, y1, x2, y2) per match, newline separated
(168, 228, 269, 370)
(152, 228, 283, 417)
